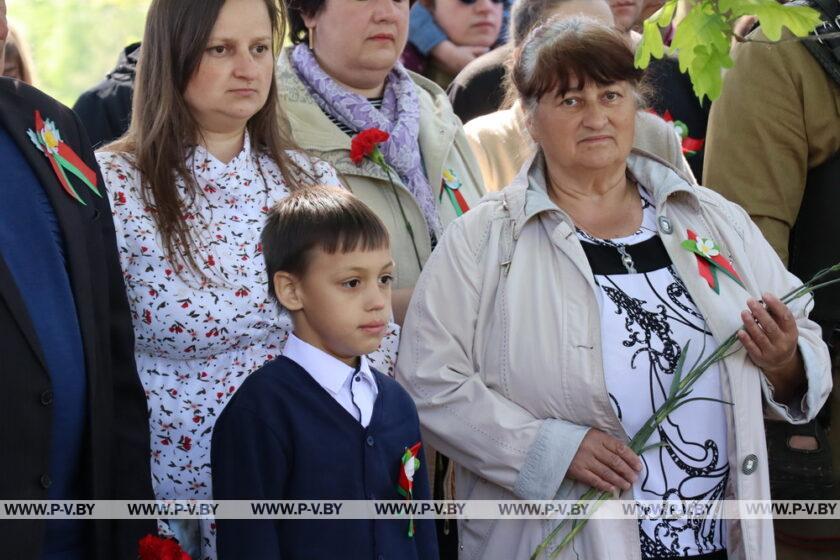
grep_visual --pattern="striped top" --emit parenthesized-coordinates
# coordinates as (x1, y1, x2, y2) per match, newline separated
(324, 97, 384, 136)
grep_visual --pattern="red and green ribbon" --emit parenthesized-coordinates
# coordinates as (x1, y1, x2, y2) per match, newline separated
(397, 442, 422, 538)
(440, 169, 470, 217)
(27, 110, 101, 205)
(681, 229, 744, 293)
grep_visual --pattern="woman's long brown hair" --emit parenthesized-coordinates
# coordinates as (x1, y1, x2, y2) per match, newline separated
(107, 0, 304, 281)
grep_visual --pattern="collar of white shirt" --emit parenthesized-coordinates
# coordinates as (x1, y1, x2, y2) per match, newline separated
(282, 332, 379, 404)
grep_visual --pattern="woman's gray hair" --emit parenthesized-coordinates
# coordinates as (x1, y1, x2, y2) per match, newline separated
(508, 15, 648, 117)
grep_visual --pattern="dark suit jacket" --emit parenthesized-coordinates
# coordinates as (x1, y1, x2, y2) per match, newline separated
(0, 78, 154, 559)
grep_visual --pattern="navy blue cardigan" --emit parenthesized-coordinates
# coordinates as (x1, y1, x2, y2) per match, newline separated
(211, 356, 438, 560)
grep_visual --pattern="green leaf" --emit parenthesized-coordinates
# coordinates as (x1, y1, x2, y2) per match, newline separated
(670, 3, 731, 74)
(635, 18, 666, 69)
(656, 0, 678, 27)
(686, 43, 734, 102)
(722, 0, 822, 40)
(669, 340, 690, 399)
(680, 239, 698, 252)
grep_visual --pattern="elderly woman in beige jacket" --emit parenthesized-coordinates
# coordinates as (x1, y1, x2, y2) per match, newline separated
(397, 17, 831, 560)
(278, 0, 484, 324)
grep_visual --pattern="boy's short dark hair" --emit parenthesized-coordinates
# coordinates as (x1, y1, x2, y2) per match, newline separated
(261, 186, 390, 300)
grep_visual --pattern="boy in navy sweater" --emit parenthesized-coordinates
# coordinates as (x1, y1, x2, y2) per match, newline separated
(211, 186, 437, 559)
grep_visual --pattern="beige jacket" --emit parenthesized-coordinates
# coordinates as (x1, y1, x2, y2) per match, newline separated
(464, 102, 696, 191)
(277, 49, 485, 289)
(396, 150, 831, 559)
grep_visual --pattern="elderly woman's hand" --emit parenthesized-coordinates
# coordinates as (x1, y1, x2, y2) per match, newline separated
(567, 429, 642, 493)
(737, 293, 806, 403)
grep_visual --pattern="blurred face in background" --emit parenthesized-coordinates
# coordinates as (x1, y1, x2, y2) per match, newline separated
(183, 0, 275, 135)
(608, 0, 643, 31)
(432, 0, 503, 48)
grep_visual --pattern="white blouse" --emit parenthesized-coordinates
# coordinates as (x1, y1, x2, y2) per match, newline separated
(96, 137, 399, 559)
(577, 193, 729, 558)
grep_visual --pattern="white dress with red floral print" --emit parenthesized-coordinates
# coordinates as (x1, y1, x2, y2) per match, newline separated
(96, 137, 399, 559)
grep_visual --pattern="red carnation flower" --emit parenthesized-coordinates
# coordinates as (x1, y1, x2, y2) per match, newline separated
(138, 534, 192, 560)
(350, 128, 390, 164)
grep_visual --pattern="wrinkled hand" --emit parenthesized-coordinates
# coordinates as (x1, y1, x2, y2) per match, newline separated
(429, 41, 489, 76)
(737, 293, 799, 373)
(567, 429, 642, 493)
(738, 293, 805, 402)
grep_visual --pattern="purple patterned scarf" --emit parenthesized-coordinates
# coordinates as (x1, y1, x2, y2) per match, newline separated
(290, 44, 442, 238)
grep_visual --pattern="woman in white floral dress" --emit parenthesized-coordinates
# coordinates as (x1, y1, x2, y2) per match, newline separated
(96, 0, 398, 558)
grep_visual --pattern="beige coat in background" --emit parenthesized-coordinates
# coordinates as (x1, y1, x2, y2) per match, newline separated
(464, 102, 696, 191)
(396, 150, 831, 560)
(277, 49, 486, 289)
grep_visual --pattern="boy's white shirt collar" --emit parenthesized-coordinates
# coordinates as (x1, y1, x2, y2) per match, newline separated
(282, 333, 379, 419)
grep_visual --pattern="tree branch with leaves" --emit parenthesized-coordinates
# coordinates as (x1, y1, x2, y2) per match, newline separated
(635, 0, 824, 101)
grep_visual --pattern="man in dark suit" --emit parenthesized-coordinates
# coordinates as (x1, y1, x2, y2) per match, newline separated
(0, 3, 154, 558)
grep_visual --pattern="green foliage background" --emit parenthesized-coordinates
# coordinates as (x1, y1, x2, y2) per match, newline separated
(6, 0, 151, 106)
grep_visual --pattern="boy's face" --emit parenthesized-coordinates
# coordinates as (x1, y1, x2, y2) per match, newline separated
(275, 246, 394, 366)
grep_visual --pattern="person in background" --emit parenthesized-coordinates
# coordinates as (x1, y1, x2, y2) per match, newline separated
(0, 1, 154, 558)
(704, 5, 840, 555)
(403, 0, 510, 82)
(96, 0, 397, 557)
(73, 43, 139, 149)
(464, 0, 694, 192)
(400, 0, 504, 88)
(279, 0, 485, 324)
(213, 186, 437, 560)
(608, 0, 643, 32)
(2, 23, 35, 83)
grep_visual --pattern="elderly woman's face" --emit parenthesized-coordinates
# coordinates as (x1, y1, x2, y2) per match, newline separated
(432, 0, 502, 49)
(529, 80, 636, 174)
(304, 0, 409, 87)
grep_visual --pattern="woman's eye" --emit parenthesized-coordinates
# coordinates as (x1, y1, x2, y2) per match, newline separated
(342, 279, 361, 289)
(560, 98, 579, 107)
(253, 44, 270, 54)
(604, 91, 622, 101)
(208, 45, 227, 55)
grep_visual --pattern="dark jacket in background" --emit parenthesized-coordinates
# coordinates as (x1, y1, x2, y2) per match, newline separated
(446, 44, 511, 124)
(644, 56, 711, 183)
(72, 43, 139, 149)
(0, 77, 154, 560)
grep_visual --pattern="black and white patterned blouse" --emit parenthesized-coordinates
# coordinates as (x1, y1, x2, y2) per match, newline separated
(577, 187, 730, 558)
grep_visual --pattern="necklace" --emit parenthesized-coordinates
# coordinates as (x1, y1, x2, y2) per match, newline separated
(574, 182, 655, 275)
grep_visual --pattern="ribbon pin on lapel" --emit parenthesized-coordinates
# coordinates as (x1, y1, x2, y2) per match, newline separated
(27, 111, 101, 205)
(681, 230, 744, 293)
(397, 442, 422, 537)
(440, 169, 470, 217)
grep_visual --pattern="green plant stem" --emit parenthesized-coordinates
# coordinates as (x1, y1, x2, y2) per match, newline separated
(381, 164, 424, 272)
